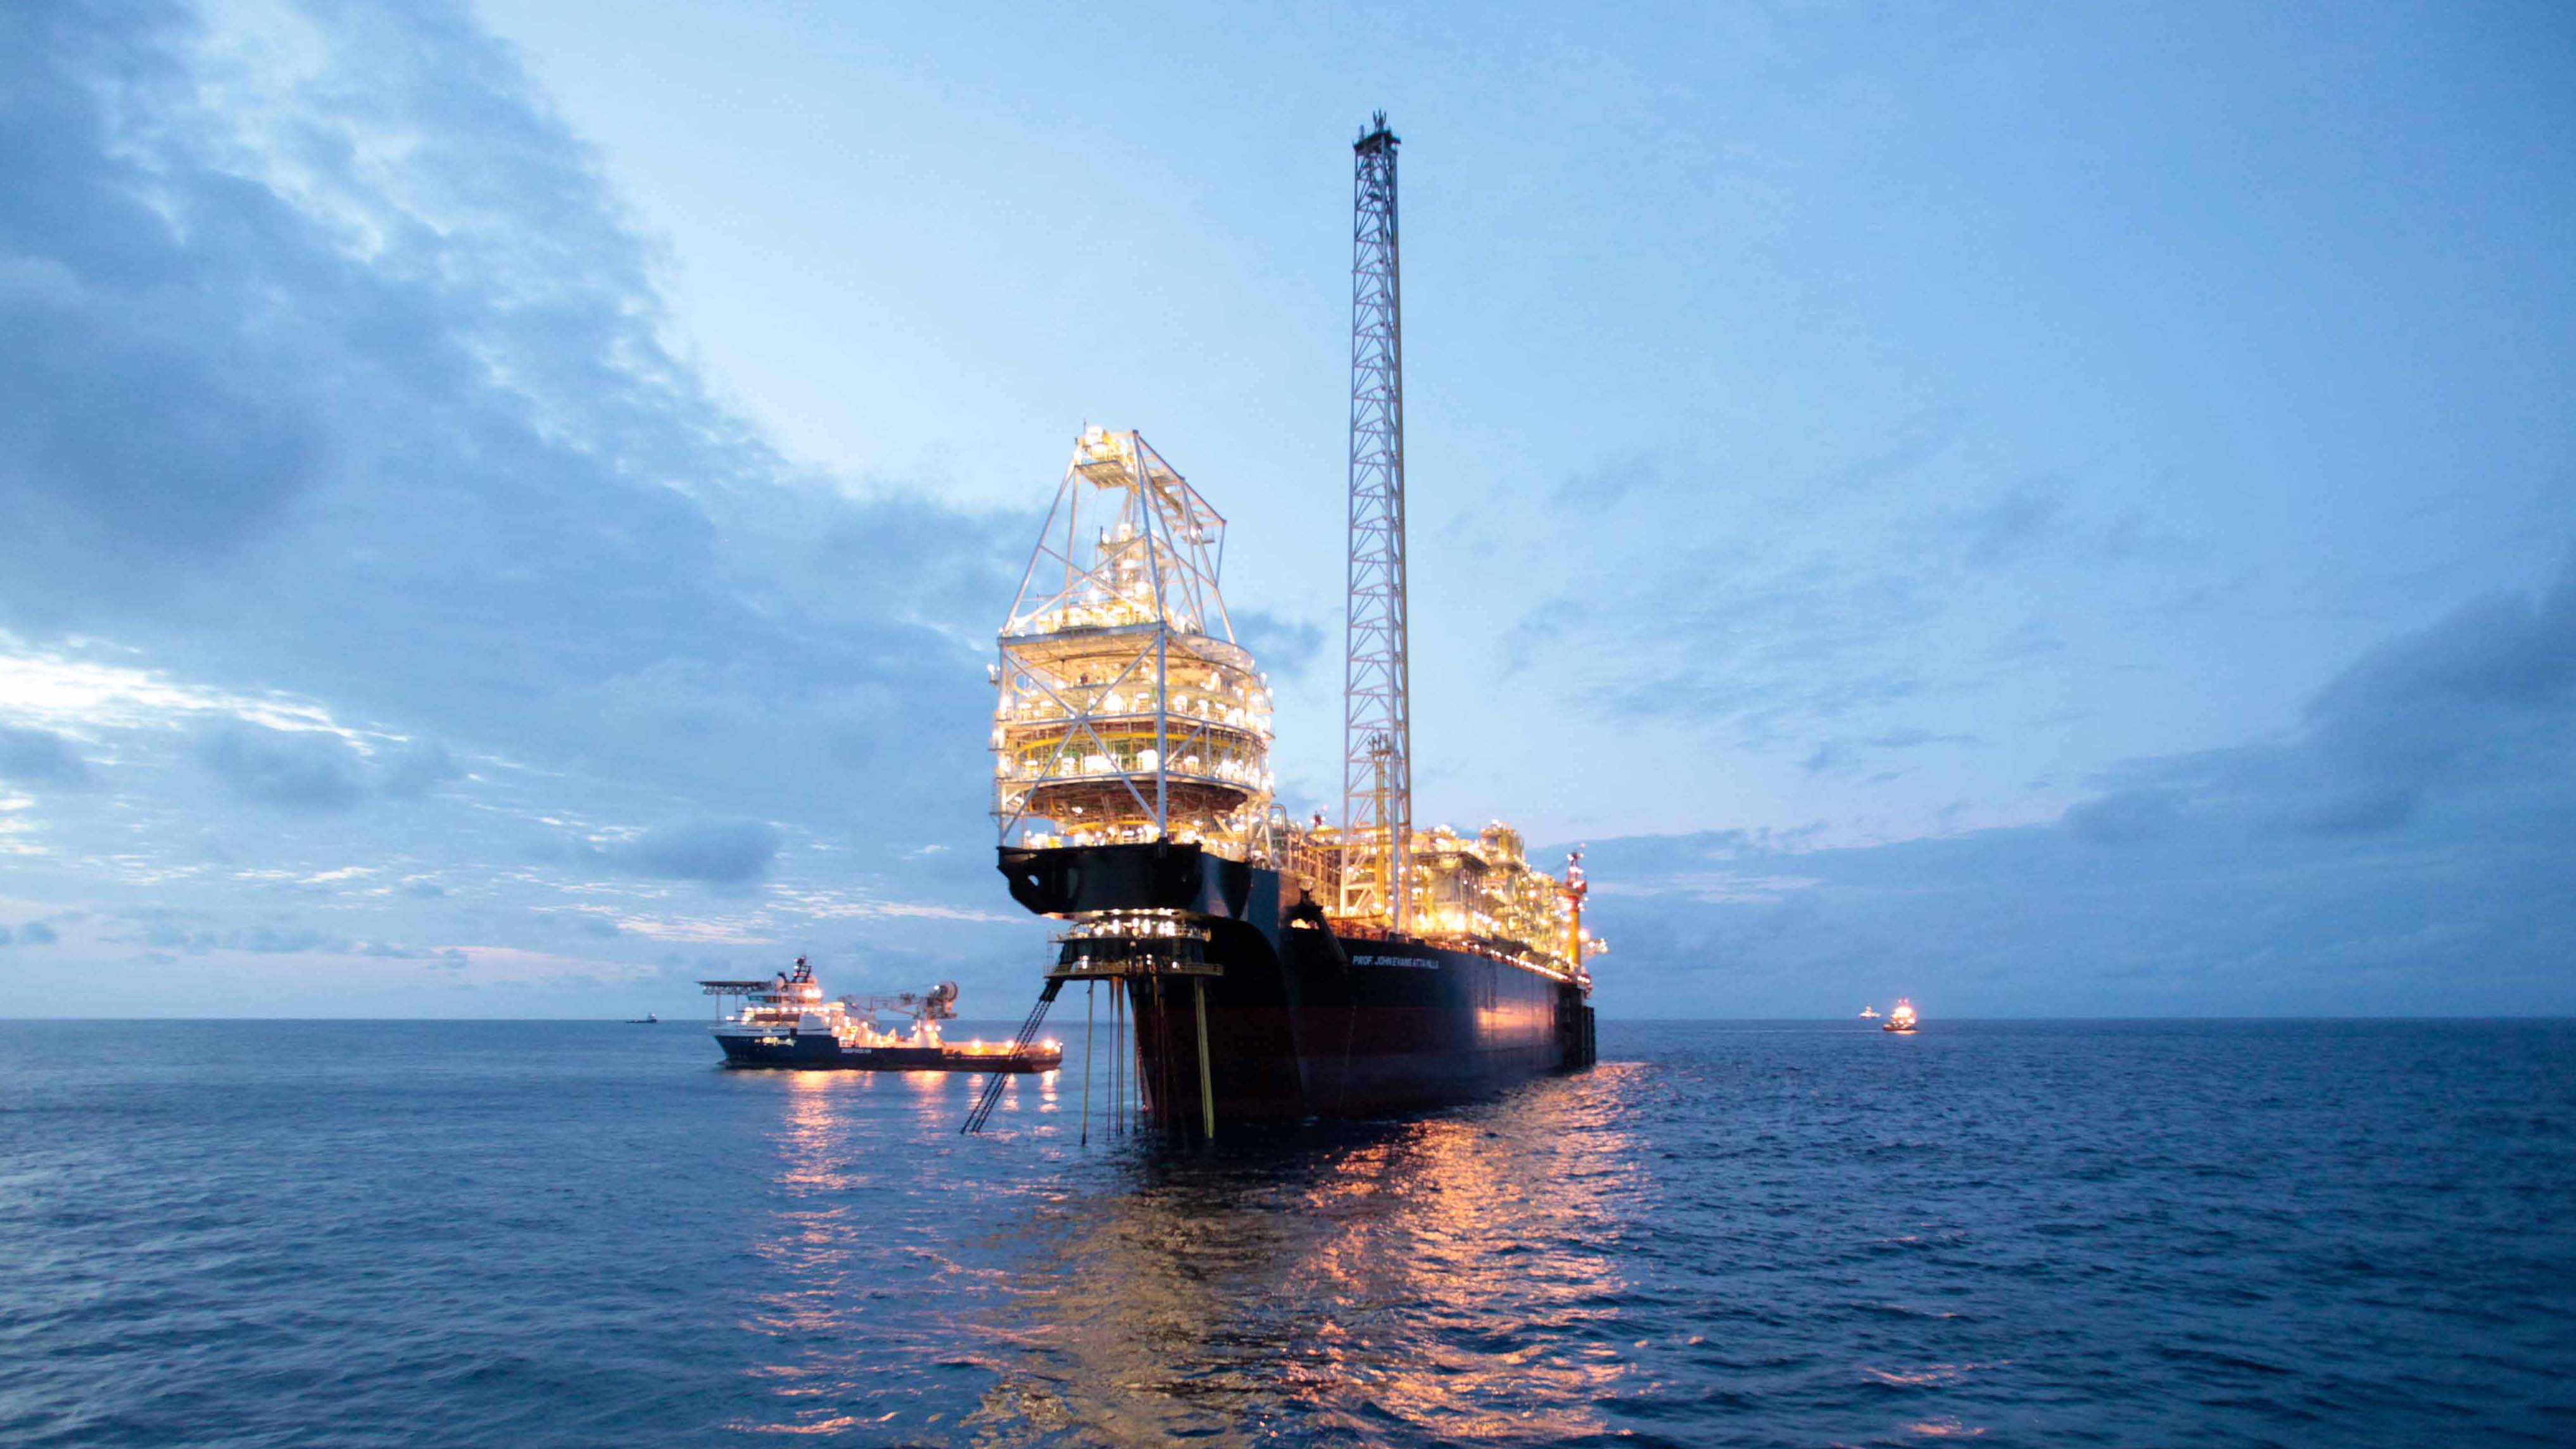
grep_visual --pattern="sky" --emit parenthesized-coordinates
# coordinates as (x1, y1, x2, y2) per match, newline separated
(2, 0, 2570, 1017)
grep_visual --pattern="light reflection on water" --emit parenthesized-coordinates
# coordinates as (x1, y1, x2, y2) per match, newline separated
(941, 1070, 1639, 1445)
(736, 1073, 866, 1434)
(11, 1022, 2558, 1448)
(733, 1061, 1649, 1446)
(737, 1067, 1097, 1443)
(701, 1025, 2576, 1448)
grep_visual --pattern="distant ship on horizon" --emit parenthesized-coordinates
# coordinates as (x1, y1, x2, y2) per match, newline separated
(1859, 1005, 1880, 1019)
(1883, 999, 1919, 1034)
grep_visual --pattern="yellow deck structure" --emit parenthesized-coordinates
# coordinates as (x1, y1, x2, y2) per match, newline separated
(1292, 820, 1601, 979)
(992, 427, 1278, 861)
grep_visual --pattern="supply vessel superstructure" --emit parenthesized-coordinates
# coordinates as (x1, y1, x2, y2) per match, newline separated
(975, 115, 1599, 1136)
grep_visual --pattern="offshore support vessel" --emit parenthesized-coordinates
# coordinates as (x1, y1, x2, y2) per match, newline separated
(967, 115, 1600, 1136)
(702, 958, 1062, 1071)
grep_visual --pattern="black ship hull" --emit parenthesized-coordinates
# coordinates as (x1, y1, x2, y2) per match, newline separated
(714, 1033, 1059, 1072)
(1001, 842, 1594, 1127)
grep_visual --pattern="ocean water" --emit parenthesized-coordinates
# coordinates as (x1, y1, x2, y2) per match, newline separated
(1, 1018, 2570, 1447)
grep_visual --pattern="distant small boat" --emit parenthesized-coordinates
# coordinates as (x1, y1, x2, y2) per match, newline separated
(627, 1013, 659, 1025)
(1859, 1006, 1880, 1018)
(1883, 999, 1917, 1034)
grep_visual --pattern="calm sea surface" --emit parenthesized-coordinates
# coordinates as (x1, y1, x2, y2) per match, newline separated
(2, 1018, 2570, 1447)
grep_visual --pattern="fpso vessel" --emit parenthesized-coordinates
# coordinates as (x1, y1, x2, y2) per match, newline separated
(976, 115, 1598, 1135)
(997, 837, 1593, 1125)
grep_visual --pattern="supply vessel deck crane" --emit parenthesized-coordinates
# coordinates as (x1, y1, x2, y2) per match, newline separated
(837, 982, 960, 1035)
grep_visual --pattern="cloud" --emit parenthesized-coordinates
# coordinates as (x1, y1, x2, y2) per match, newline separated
(1504, 417, 2009, 748)
(589, 818, 783, 885)
(145, 923, 217, 952)
(0, 12, 325, 613)
(2064, 787, 2180, 845)
(193, 718, 367, 812)
(0, 726, 94, 787)
(136, 916, 341, 954)
(1583, 804, 2576, 1017)
(1551, 452, 1666, 506)
(0, 1, 1070, 1015)
(2066, 543, 2576, 840)
(1947, 477, 2070, 571)
(380, 738, 462, 799)
(1801, 740, 1858, 777)
(1802, 726, 1978, 778)
(20, 921, 57, 946)
(1232, 607, 1326, 683)
(2294, 548, 2576, 811)
(1558, 414, 1963, 510)
(1805, 407, 1968, 495)
(1867, 726, 1971, 750)
(232, 925, 340, 954)
(1508, 424, 2183, 774)
(527, 908, 620, 939)
(1581, 553, 2576, 1016)
(1589, 548, 1940, 735)
(0, 0, 1011, 837)
(1988, 619, 2068, 663)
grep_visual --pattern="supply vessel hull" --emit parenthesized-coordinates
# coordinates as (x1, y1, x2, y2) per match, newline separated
(1001, 841, 1594, 1125)
(713, 1034, 1062, 1072)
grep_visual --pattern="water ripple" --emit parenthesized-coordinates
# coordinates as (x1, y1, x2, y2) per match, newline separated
(1, 1018, 2570, 1446)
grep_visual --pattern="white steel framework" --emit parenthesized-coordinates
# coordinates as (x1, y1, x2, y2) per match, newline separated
(1339, 111, 1413, 930)
(992, 427, 1276, 859)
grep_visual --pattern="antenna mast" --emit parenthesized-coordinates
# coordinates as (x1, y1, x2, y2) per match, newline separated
(1339, 111, 1412, 932)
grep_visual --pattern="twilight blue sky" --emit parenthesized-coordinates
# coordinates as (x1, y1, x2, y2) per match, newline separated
(2, 0, 2570, 1016)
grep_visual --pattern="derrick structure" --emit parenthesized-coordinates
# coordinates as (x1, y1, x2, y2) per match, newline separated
(992, 427, 1277, 860)
(1337, 110, 1414, 931)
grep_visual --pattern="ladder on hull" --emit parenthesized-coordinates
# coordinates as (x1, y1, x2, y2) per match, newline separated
(960, 978, 1064, 1134)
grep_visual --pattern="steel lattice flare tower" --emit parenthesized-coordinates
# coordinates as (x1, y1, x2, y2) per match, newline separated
(1339, 111, 1412, 931)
